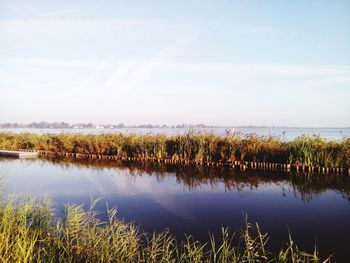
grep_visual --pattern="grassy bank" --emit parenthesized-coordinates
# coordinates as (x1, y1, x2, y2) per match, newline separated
(0, 194, 332, 263)
(0, 132, 349, 169)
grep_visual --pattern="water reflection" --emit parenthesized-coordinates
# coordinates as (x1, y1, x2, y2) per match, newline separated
(32, 156, 350, 203)
(1, 156, 350, 261)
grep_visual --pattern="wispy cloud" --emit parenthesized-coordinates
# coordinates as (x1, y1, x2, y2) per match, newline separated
(35, 9, 77, 18)
(0, 44, 29, 54)
(103, 35, 197, 91)
(101, 61, 350, 92)
(1, 0, 349, 126)
(0, 58, 95, 67)
(229, 22, 285, 36)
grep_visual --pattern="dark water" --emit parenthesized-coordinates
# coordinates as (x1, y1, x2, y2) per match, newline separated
(1, 157, 350, 261)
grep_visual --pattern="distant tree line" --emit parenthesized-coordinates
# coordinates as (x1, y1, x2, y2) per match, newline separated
(0, 122, 213, 129)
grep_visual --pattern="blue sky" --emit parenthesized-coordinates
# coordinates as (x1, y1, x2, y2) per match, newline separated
(0, 0, 349, 126)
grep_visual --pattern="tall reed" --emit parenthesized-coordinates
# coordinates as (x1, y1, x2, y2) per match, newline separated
(0, 194, 333, 262)
(0, 132, 348, 168)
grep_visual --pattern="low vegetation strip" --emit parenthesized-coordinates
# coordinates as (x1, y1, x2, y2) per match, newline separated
(0, 132, 349, 170)
(0, 195, 332, 263)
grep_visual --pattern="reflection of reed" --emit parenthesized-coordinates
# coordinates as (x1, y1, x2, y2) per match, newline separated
(28, 156, 350, 202)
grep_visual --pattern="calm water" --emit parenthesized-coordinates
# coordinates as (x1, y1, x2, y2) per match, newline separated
(1, 157, 350, 261)
(1, 127, 350, 140)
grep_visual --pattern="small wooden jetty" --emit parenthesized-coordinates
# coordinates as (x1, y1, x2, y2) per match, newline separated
(0, 150, 38, 158)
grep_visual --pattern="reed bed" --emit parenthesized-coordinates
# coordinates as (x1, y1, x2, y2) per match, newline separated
(0, 194, 332, 263)
(0, 132, 349, 169)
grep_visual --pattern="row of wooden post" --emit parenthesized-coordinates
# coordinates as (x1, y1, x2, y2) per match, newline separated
(37, 150, 349, 176)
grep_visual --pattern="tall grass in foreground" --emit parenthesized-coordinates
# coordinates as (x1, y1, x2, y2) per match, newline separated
(0, 132, 349, 169)
(0, 195, 332, 263)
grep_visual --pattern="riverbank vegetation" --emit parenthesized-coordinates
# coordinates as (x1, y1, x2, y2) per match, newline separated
(0, 194, 332, 262)
(0, 132, 349, 169)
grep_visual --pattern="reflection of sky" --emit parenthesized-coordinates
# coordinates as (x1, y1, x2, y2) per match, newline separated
(1, 158, 350, 261)
(1, 158, 287, 195)
(1, 158, 348, 219)
(1, 158, 296, 214)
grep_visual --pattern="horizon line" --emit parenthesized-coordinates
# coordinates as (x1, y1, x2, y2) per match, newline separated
(0, 122, 349, 129)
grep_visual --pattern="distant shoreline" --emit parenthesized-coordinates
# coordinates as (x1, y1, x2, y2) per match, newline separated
(0, 122, 349, 129)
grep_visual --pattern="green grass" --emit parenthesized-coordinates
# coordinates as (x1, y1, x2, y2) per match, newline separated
(0, 194, 333, 263)
(0, 132, 349, 168)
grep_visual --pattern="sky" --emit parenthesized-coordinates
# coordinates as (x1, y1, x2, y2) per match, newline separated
(0, 0, 349, 127)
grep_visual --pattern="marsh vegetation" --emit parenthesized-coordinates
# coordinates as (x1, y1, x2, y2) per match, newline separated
(0, 133, 348, 261)
(0, 194, 332, 263)
(0, 132, 348, 169)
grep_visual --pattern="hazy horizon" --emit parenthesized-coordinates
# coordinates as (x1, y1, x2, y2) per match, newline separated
(1, 121, 350, 129)
(1, 1, 349, 127)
